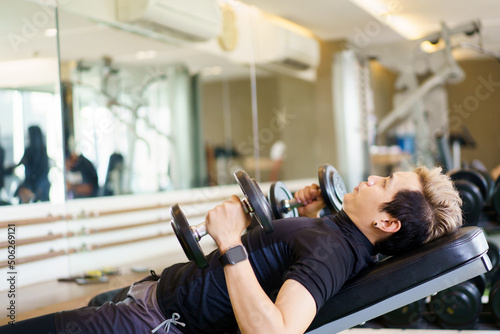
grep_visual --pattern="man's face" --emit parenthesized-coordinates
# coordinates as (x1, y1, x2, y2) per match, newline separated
(343, 171, 422, 220)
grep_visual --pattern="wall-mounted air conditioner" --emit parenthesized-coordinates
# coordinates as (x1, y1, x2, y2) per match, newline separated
(115, 0, 222, 41)
(254, 13, 320, 71)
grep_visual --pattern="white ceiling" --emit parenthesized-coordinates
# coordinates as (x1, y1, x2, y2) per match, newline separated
(242, 0, 500, 59)
(2, 0, 500, 77)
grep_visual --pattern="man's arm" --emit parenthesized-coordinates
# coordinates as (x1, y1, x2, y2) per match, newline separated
(206, 196, 317, 334)
(225, 263, 316, 333)
(67, 183, 94, 197)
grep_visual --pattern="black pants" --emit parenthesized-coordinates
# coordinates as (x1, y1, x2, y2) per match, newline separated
(0, 313, 56, 333)
(87, 270, 159, 307)
(87, 286, 130, 307)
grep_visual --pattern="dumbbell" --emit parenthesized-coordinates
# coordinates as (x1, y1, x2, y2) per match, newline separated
(170, 170, 274, 268)
(379, 298, 426, 328)
(429, 274, 486, 329)
(492, 176, 500, 219)
(449, 169, 490, 226)
(488, 266, 500, 326)
(486, 241, 500, 281)
(268, 164, 347, 219)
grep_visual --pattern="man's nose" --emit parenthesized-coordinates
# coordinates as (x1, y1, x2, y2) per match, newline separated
(367, 175, 382, 185)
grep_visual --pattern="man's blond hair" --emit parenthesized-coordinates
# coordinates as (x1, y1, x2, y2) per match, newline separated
(413, 166, 463, 243)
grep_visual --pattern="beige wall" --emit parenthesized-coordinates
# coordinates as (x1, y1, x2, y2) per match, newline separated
(369, 60, 398, 133)
(201, 76, 280, 182)
(272, 40, 347, 181)
(312, 40, 347, 174)
(201, 77, 279, 154)
(201, 40, 351, 183)
(447, 59, 500, 172)
(274, 74, 316, 180)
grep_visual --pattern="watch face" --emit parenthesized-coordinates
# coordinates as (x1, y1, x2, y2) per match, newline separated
(227, 245, 248, 264)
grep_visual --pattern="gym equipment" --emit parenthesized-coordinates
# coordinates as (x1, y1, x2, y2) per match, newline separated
(379, 298, 426, 328)
(489, 267, 500, 326)
(453, 180, 483, 225)
(170, 170, 273, 268)
(474, 170, 495, 202)
(487, 241, 500, 271)
(470, 160, 495, 201)
(449, 169, 488, 225)
(449, 169, 489, 200)
(492, 182, 500, 218)
(429, 274, 486, 329)
(306, 227, 490, 333)
(268, 165, 347, 219)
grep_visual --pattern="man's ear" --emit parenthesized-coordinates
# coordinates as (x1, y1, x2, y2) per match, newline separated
(378, 219, 401, 233)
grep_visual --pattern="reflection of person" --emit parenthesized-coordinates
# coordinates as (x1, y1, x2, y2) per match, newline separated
(0, 142, 5, 193)
(5, 125, 50, 203)
(0, 142, 7, 205)
(102, 153, 124, 196)
(65, 149, 99, 199)
(1, 166, 462, 334)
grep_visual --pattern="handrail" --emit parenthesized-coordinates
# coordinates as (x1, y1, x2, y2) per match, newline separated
(86, 232, 174, 250)
(0, 215, 70, 228)
(0, 218, 175, 248)
(80, 197, 228, 218)
(0, 250, 70, 268)
(0, 233, 175, 268)
(85, 218, 169, 234)
(0, 233, 72, 249)
(0, 196, 227, 228)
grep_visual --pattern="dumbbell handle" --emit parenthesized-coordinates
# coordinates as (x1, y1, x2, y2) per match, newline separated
(281, 198, 302, 213)
(189, 198, 252, 241)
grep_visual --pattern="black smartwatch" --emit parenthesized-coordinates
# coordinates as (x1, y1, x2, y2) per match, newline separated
(219, 245, 248, 266)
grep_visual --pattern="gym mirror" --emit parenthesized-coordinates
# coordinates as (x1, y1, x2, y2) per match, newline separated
(56, 3, 262, 199)
(0, 0, 65, 206)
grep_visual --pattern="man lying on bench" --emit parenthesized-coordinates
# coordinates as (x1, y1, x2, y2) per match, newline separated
(2, 166, 463, 334)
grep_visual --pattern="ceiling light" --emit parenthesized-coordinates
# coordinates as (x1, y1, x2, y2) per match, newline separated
(44, 28, 57, 37)
(349, 0, 422, 40)
(420, 39, 445, 53)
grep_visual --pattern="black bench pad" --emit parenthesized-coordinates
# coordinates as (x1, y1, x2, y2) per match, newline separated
(308, 226, 490, 331)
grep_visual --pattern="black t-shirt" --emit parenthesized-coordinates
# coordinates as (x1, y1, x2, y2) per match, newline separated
(68, 155, 98, 198)
(156, 210, 376, 334)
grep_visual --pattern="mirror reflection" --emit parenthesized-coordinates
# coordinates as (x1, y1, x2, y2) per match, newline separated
(57, 7, 259, 198)
(0, 0, 64, 205)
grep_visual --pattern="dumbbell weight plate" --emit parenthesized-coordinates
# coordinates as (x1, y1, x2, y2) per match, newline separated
(234, 170, 274, 233)
(171, 204, 209, 269)
(454, 180, 483, 226)
(430, 280, 482, 329)
(489, 268, 500, 325)
(493, 184, 500, 217)
(380, 299, 426, 328)
(474, 169, 495, 201)
(487, 241, 500, 274)
(490, 281, 500, 325)
(318, 165, 346, 214)
(269, 181, 299, 219)
(449, 169, 489, 202)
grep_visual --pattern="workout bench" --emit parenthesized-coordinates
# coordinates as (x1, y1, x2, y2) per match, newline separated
(307, 226, 491, 333)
